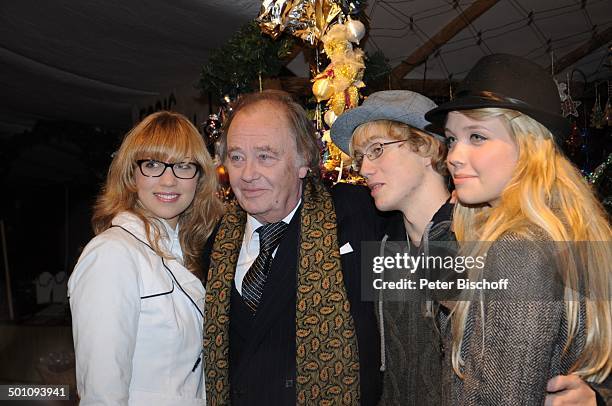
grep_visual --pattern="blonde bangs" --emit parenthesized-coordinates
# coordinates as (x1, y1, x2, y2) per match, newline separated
(350, 119, 448, 175)
(126, 116, 207, 165)
(350, 120, 408, 156)
(92, 111, 223, 275)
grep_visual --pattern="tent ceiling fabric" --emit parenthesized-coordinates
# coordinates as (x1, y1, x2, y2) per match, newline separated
(1, 0, 610, 133)
(0, 0, 259, 131)
(367, 0, 611, 82)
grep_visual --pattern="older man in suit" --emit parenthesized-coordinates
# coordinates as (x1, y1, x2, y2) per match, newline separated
(203, 90, 383, 405)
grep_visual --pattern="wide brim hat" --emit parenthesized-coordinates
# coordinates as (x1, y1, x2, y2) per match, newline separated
(425, 54, 570, 143)
(330, 90, 439, 155)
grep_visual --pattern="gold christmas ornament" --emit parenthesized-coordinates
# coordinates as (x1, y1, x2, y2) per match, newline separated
(324, 109, 337, 126)
(312, 77, 335, 101)
(345, 16, 366, 43)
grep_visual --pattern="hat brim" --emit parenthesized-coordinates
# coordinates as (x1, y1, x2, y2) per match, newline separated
(331, 105, 440, 155)
(425, 96, 571, 143)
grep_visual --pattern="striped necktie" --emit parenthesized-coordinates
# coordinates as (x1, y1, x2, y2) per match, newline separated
(242, 221, 288, 313)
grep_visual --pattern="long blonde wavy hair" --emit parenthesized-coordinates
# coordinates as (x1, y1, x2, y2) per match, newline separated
(450, 108, 611, 383)
(92, 111, 224, 275)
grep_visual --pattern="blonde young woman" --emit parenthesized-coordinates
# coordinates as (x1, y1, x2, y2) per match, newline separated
(68, 111, 223, 405)
(426, 54, 611, 405)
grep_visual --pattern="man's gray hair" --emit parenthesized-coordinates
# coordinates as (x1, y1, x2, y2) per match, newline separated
(217, 90, 321, 174)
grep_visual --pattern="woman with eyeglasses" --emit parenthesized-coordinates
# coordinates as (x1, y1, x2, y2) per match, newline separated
(68, 111, 223, 405)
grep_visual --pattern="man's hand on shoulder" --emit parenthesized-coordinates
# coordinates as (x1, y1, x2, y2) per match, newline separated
(545, 375, 598, 406)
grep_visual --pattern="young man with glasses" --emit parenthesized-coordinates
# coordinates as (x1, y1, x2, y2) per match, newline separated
(331, 90, 452, 406)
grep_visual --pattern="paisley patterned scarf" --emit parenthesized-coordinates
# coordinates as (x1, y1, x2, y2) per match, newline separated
(204, 175, 360, 405)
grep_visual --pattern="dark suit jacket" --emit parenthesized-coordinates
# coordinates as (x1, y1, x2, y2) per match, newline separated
(202, 183, 385, 406)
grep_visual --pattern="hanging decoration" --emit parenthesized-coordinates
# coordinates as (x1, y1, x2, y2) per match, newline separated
(203, 113, 222, 148)
(579, 126, 591, 173)
(313, 19, 366, 183)
(257, 0, 366, 45)
(199, 93, 238, 202)
(257, 0, 343, 45)
(257, 0, 368, 184)
(312, 23, 365, 115)
(565, 121, 582, 153)
(557, 78, 581, 118)
(345, 15, 366, 42)
(202, 94, 236, 151)
(195, 1, 383, 188)
(604, 81, 612, 127)
(590, 84, 605, 129)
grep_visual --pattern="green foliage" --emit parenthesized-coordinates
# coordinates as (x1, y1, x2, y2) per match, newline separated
(363, 50, 391, 88)
(198, 21, 295, 97)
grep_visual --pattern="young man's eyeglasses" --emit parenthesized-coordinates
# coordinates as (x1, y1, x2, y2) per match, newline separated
(136, 159, 200, 179)
(352, 140, 407, 171)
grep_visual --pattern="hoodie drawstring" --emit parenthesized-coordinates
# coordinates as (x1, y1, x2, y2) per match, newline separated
(422, 221, 434, 318)
(378, 234, 389, 372)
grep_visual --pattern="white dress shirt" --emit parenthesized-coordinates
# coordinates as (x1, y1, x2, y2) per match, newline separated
(234, 201, 301, 295)
(68, 212, 206, 406)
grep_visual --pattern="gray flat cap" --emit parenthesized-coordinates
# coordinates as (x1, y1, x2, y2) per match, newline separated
(330, 90, 439, 154)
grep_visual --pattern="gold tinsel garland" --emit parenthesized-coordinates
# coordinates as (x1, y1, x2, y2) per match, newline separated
(257, 0, 367, 183)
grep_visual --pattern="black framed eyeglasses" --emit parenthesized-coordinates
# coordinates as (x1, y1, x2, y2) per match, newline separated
(352, 140, 407, 170)
(136, 159, 200, 179)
